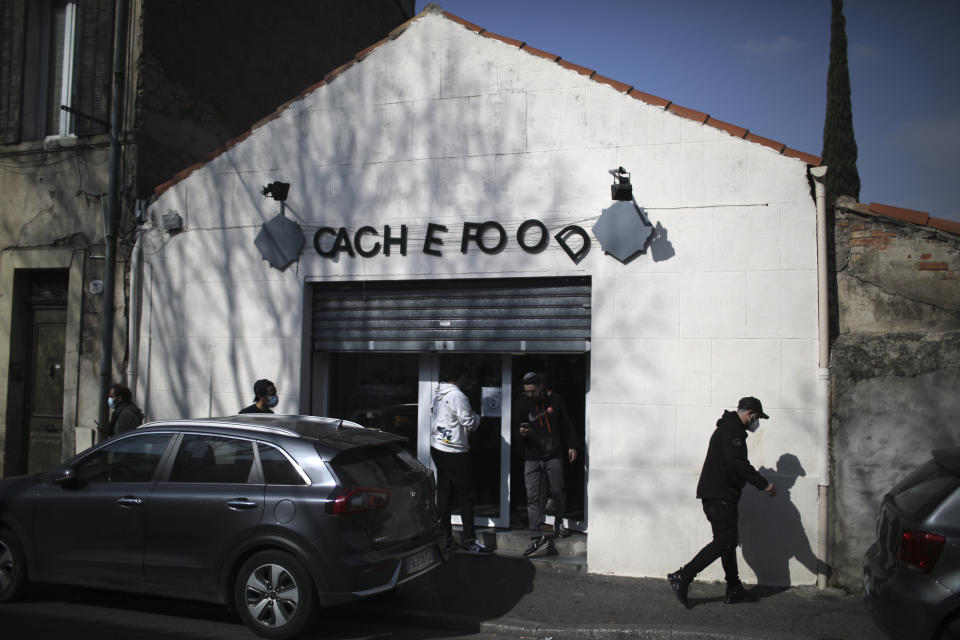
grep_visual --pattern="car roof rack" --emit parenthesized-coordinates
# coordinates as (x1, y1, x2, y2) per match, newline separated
(138, 419, 301, 438)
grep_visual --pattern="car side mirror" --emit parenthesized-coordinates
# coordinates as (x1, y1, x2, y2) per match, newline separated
(50, 465, 76, 486)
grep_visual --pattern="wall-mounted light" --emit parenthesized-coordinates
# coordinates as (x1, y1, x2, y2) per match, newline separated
(262, 182, 290, 202)
(609, 166, 632, 201)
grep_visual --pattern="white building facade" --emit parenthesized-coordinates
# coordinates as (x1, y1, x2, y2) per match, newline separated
(139, 7, 826, 583)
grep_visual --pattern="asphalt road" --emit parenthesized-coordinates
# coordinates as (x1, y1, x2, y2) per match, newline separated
(0, 585, 507, 640)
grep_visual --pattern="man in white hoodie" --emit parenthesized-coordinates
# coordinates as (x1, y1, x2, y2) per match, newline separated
(431, 360, 493, 555)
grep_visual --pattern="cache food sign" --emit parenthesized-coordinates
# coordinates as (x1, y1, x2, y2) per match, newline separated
(313, 219, 592, 264)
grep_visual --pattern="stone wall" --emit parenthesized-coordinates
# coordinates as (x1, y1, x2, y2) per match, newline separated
(829, 202, 960, 588)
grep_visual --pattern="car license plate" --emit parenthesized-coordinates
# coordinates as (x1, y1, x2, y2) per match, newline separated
(404, 548, 437, 575)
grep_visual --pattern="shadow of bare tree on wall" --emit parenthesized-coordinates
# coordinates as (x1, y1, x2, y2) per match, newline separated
(739, 453, 827, 587)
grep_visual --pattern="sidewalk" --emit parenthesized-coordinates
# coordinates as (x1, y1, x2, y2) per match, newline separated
(340, 540, 886, 640)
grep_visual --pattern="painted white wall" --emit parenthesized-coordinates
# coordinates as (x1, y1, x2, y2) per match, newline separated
(143, 10, 822, 584)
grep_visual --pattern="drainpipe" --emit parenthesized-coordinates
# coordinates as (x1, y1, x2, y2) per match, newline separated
(810, 164, 830, 590)
(97, 0, 130, 440)
(125, 228, 143, 397)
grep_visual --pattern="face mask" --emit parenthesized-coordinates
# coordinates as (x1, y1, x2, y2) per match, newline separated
(107, 397, 116, 409)
(746, 415, 760, 432)
(266, 395, 279, 408)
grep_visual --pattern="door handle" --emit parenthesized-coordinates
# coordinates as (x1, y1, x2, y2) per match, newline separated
(226, 498, 258, 511)
(116, 496, 143, 507)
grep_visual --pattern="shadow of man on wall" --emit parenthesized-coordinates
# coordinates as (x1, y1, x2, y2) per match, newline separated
(740, 453, 827, 590)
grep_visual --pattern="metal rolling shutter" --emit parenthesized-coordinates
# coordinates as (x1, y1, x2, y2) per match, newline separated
(311, 277, 591, 353)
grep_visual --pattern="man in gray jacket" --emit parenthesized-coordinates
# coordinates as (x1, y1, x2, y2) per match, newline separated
(431, 360, 492, 555)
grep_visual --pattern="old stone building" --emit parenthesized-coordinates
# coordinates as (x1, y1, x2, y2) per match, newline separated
(0, 0, 415, 475)
(829, 199, 960, 585)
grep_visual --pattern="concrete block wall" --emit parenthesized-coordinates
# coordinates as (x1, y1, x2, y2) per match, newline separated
(144, 9, 824, 583)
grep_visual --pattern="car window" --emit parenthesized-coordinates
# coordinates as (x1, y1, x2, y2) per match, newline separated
(169, 434, 254, 483)
(889, 459, 960, 517)
(330, 443, 422, 486)
(257, 443, 307, 485)
(75, 433, 172, 484)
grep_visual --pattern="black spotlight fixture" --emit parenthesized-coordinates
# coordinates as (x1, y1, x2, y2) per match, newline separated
(609, 166, 632, 201)
(262, 182, 290, 202)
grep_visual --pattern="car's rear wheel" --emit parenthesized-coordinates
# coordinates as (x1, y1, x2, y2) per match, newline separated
(0, 527, 27, 603)
(235, 550, 316, 639)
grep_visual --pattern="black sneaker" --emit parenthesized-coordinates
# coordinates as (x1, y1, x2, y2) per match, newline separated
(523, 535, 550, 558)
(724, 581, 746, 604)
(554, 519, 570, 538)
(667, 570, 690, 608)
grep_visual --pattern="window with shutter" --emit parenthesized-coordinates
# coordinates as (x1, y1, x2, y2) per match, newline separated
(22, 0, 78, 140)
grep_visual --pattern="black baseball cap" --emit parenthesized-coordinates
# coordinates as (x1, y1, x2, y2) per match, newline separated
(738, 396, 769, 419)
(522, 372, 544, 385)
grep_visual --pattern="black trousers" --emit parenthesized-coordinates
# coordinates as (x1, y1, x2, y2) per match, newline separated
(683, 498, 740, 585)
(430, 447, 476, 541)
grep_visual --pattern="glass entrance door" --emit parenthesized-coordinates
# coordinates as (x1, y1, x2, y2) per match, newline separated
(317, 351, 587, 533)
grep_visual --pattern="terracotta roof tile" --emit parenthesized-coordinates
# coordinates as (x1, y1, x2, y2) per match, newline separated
(440, 10, 483, 32)
(868, 202, 930, 226)
(356, 37, 389, 62)
(668, 103, 709, 124)
(557, 59, 594, 77)
(745, 133, 786, 153)
(480, 30, 524, 48)
(929, 216, 960, 236)
(782, 147, 822, 166)
(520, 44, 560, 62)
(593, 74, 632, 94)
(324, 59, 355, 84)
(839, 201, 957, 237)
(628, 89, 670, 109)
(704, 116, 748, 138)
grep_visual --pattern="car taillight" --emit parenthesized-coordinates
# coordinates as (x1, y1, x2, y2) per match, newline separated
(329, 487, 389, 515)
(898, 529, 946, 573)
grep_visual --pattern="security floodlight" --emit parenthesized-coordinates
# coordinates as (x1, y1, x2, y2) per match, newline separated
(262, 182, 290, 202)
(609, 167, 632, 201)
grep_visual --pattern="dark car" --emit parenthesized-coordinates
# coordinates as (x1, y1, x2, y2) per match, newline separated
(0, 415, 445, 639)
(864, 447, 960, 640)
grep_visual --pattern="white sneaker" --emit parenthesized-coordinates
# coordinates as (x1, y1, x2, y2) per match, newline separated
(461, 538, 494, 555)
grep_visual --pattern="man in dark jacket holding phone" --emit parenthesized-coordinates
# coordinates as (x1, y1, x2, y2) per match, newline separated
(514, 372, 578, 557)
(668, 396, 777, 607)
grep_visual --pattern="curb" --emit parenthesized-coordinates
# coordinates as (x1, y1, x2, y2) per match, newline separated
(480, 620, 813, 640)
(338, 605, 815, 640)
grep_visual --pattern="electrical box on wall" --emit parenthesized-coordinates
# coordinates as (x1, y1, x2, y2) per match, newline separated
(161, 211, 183, 232)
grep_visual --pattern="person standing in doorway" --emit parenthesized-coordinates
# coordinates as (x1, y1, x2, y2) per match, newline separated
(668, 396, 777, 607)
(100, 383, 144, 441)
(239, 379, 278, 414)
(431, 360, 493, 556)
(515, 372, 578, 558)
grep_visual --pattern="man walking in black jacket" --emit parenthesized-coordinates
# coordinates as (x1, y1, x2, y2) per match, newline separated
(668, 397, 776, 607)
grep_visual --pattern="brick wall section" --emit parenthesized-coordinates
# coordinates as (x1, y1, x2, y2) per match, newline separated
(838, 212, 959, 283)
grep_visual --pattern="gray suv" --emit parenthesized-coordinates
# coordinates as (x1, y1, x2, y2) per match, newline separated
(864, 447, 960, 640)
(0, 415, 446, 639)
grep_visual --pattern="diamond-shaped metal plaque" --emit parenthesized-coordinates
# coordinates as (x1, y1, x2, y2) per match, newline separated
(592, 201, 654, 263)
(255, 214, 305, 270)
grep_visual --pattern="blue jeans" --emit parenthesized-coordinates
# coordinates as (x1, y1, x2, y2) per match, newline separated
(683, 498, 740, 584)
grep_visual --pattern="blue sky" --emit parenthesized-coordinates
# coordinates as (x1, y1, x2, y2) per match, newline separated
(416, 1, 960, 223)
